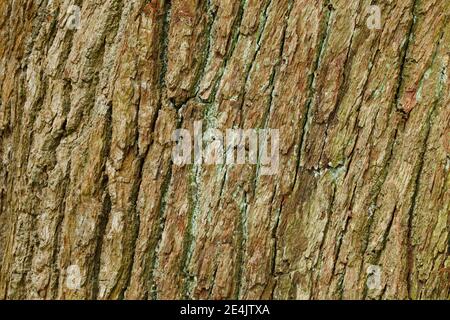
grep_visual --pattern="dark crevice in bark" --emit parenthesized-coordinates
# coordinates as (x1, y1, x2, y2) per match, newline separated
(47, 160, 71, 299)
(193, 0, 216, 98)
(361, 0, 418, 269)
(214, 0, 272, 211)
(158, 0, 172, 92)
(253, 0, 294, 193)
(235, 190, 249, 299)
(148, 162, 174, 300)
(179, 0, 218, 297)
(205, 0, 273, 297)
(12, 69, 50, 299)
(146, 109, 180, 300)
(342, 43, 381, 183)
(257, 0, 294, 298)
(330, 211, 351, 299)
(92, 189, 112, 299)
(406, 29, 447, 298)
(91, 103, 113, 299)
(123, 0, 173, 300)
(181, 165, 202, 299)
(393, 0, 418, 115)
(271, 0, 335, 299)
(292, 1, 333, 189)
(311, 181, 337, 299)
(207, 265, 219, 299)
(79, 0, 125, 299)
(317, 9, 358, 166)
(199, 0, 247, 104)
(270, 192, 282, 272)
(115, 158, 145, 300)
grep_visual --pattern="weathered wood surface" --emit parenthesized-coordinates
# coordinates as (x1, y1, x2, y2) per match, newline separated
(0, 0, 449, 299)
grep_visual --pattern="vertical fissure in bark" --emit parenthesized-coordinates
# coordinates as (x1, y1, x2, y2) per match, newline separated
(159, 0, 172, 92)
(318, 14, 358, 167)
(236, 190, 249, 299)
(120, 0, 175, 299)
(193, 0, 216, 98)
(311, 181, 337, 298)
(253, 0, 294, 192)
(270, 187, 283, 298)
(148, 163, 174, 299)
(292, 1, 334, 189)
(204, 0, 275, 296)
(181, 164, 202, 299)
(392, 0, 418, 115)
(132, 0, 173, 299)
(405, 29, 447, 298)
(199, 0, 248, 104)
(361, 0, 419, 267)
(213, 0, 271, 209)
(257, 0, 295, 295)
(91, 102, 113, 299)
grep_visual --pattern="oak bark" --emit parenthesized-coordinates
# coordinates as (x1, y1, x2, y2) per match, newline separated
(0, 0, 449, 299)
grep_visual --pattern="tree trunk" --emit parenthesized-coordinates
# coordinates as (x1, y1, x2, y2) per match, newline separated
(0, 0, 449, 300)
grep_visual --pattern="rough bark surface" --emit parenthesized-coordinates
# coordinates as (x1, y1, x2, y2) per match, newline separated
(0, 0, 449, 300)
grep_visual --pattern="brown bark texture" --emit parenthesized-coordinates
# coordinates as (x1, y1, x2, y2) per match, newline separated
(0, 0, 449, 300)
